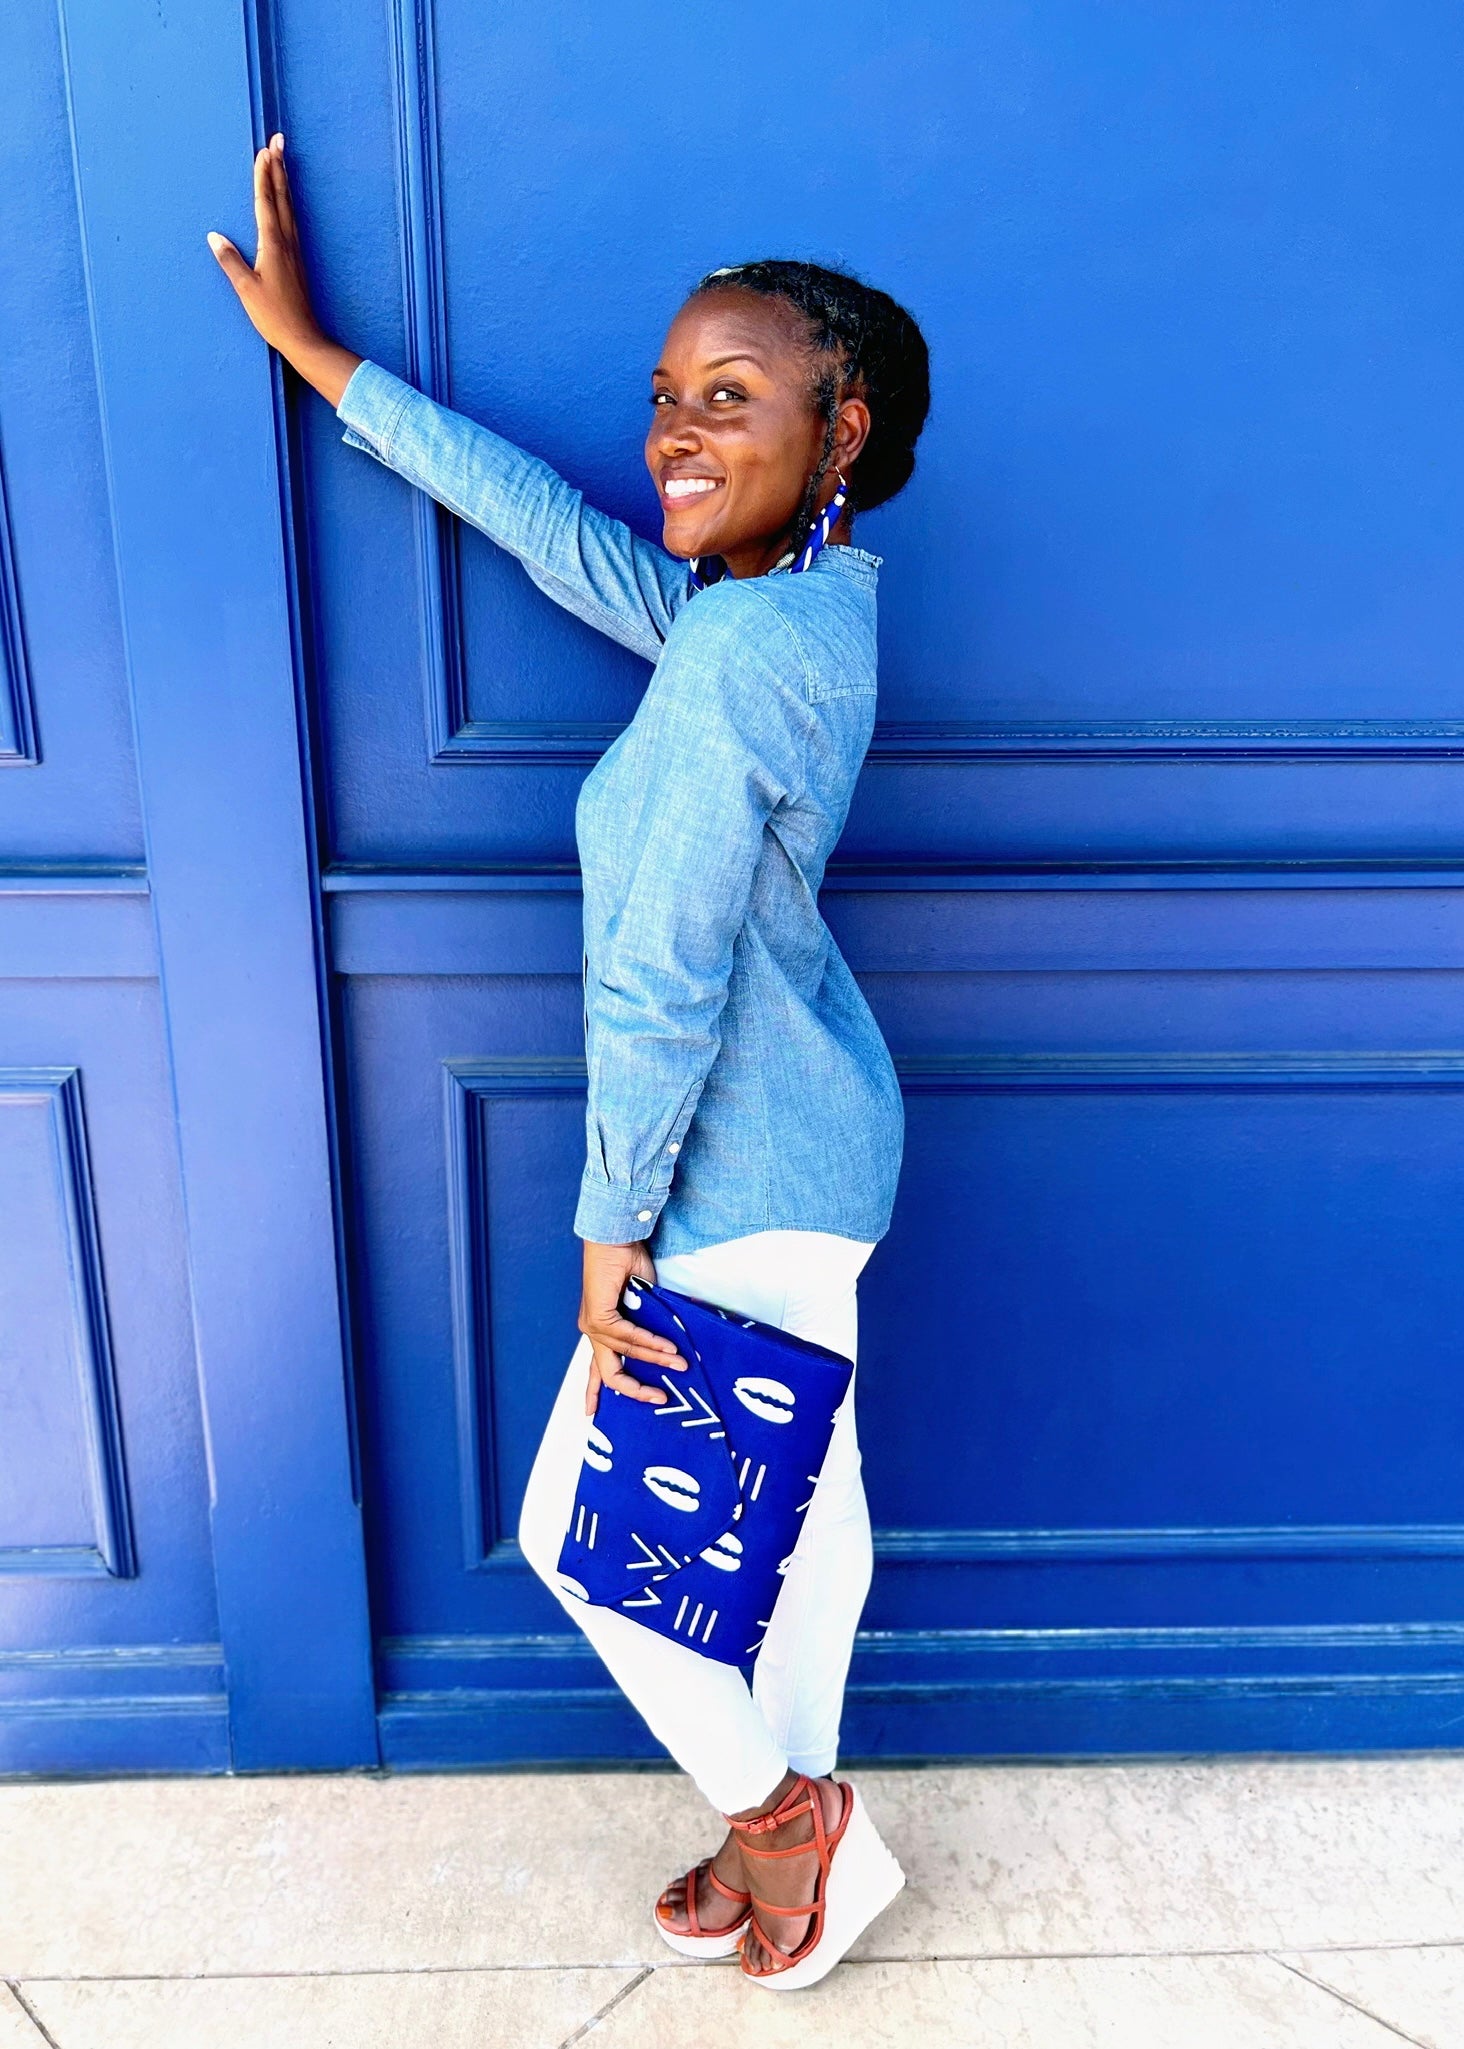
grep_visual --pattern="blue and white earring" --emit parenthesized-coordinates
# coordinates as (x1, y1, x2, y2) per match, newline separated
(688, 466, 850, 597)
(793, 466, 850, 573)
(685, 549, 726, 595)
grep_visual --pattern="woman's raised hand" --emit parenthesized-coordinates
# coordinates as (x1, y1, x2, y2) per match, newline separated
(579, 1239, 688, 1417)
(206, 133, 361, 408)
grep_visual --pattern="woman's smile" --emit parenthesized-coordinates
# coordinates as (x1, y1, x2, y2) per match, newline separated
(660, 472, 724, 504)
(655, 468, 730, 562)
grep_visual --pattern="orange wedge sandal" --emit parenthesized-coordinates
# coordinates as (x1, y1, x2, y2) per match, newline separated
(652, 1856, 752, 1959)
(722, 1771, 906, 1992)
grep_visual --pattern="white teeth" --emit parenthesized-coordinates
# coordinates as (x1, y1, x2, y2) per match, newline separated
(664, 477, 720, 499)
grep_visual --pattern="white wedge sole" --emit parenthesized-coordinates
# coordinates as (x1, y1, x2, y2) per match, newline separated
(741, 1781, 905, 1993)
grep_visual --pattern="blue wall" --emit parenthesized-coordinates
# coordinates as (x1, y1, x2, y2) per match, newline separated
(3, 0, 1463, 1774)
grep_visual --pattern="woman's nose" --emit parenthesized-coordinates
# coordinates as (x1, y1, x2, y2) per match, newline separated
(651, 405, 703, 454)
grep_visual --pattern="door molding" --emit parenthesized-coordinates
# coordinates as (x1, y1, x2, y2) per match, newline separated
(0, 444, 37, 765)
(55, 0, 376, 1768)
(0, 1068, 133, 1580)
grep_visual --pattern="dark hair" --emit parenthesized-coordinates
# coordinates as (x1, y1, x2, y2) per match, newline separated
(688, 258, 931, 537)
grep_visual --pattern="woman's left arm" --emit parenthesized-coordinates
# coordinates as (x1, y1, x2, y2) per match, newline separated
(207, 134, 687, 661)
(336, 360, 687, 662)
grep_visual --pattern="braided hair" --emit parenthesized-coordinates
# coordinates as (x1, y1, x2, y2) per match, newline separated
(690, 258, 931, 547)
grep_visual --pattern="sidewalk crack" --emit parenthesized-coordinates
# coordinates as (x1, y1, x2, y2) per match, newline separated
(557, 1965, 654, 2048)
(4, 1983, 64, 2049)
(1267, 1954, 1432, 2047)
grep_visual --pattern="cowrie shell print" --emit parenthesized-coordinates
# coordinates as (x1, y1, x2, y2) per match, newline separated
(642, 1464, 701, 1512)
(699, 1531, 744, 1572)
(585, 1423, 613, 1473)
(732, 1375, 796, 1424)
(557, 1573, 590, 1601)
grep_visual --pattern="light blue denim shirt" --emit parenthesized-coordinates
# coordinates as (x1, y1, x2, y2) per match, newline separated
(336, 359, 904, 1257)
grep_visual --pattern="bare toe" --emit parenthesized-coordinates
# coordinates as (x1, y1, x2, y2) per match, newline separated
(655, 1876, 691, 1929)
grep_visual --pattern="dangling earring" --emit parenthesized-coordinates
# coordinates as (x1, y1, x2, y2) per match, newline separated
(793, 466, 850, 574)
(686, 551, 726, 594)
(687, 467, 850, 599)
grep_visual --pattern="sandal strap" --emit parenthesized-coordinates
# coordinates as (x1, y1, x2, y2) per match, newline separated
(746, 1888, 829, 1923)
(704, 1862, 752, 1905)
(721, 1771, 818, 1839)
(743, 1903, 822, 1973)
(658, 1856, 750, 1938)
(733, 1775, 845, 1869)
(736, 1782, 856, 1977)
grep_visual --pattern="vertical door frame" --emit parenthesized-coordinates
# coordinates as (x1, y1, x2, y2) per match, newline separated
(57, 0, 377, 1768)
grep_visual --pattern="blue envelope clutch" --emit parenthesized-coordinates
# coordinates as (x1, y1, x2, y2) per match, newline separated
(554, 1275, 855, 1666)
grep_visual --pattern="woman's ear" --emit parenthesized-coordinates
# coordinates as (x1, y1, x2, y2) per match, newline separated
(833, 394, 872, 479)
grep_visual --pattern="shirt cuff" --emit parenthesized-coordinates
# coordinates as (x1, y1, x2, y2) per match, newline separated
(573, 1170, 668, 1245)
(336, 358, 417, 459)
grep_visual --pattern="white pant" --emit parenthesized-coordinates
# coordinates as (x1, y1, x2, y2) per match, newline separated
(516, 1229, 877, 1816)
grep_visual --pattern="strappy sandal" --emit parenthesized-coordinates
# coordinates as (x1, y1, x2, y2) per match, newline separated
(652, 1855, 752, 1958)
(722, 1770, 906, 1992)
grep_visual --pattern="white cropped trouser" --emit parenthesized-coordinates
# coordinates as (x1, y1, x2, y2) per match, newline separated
(516, 1229, 877, 1816)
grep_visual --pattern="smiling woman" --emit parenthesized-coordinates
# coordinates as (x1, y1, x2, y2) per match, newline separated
(207, 134, 930, 1995)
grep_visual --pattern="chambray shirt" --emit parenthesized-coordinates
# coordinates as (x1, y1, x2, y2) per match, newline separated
(337, 359, 904, 1257)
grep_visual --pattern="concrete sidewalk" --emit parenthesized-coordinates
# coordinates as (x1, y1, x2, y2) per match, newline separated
(2, 1754, 1462, 2046)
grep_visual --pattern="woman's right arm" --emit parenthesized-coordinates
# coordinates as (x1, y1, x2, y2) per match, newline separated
(207, 135, 687, 662)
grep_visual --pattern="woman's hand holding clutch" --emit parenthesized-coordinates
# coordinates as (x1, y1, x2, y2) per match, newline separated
(579, 1239, 687, 1416)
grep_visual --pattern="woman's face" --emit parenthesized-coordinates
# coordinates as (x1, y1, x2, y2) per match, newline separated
(645, 288, 865, 580)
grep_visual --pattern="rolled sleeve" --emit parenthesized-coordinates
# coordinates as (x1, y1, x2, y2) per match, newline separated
(336, 357, 416, 458)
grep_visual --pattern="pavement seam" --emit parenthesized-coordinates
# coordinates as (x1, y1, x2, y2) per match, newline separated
(3, 1983, 64, 2049)
(7, 1942, 1464, 1984)
(1267, 1941, 1464, 1956)
(1265, 1954, 1433, 2047)
(556, 1965, 653, 2047)
(852, 1942, 1464, 1966)
(10, 1943, 1464, 1979)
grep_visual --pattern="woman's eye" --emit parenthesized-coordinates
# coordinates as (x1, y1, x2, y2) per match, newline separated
(647, 386, 745, 408)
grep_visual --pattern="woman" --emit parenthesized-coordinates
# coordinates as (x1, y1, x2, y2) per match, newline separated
(209, 133, 930, 1991)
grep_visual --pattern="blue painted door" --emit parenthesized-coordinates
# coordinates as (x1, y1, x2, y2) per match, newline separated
(7, 0, 1464, 1774)
(285, 0, 1464, 1762)
(0, 1, 237, 1772)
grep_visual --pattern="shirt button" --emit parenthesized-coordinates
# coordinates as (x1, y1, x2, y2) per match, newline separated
(637, 1209, 653, 1223)
(668, 1142, 680, 1154)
